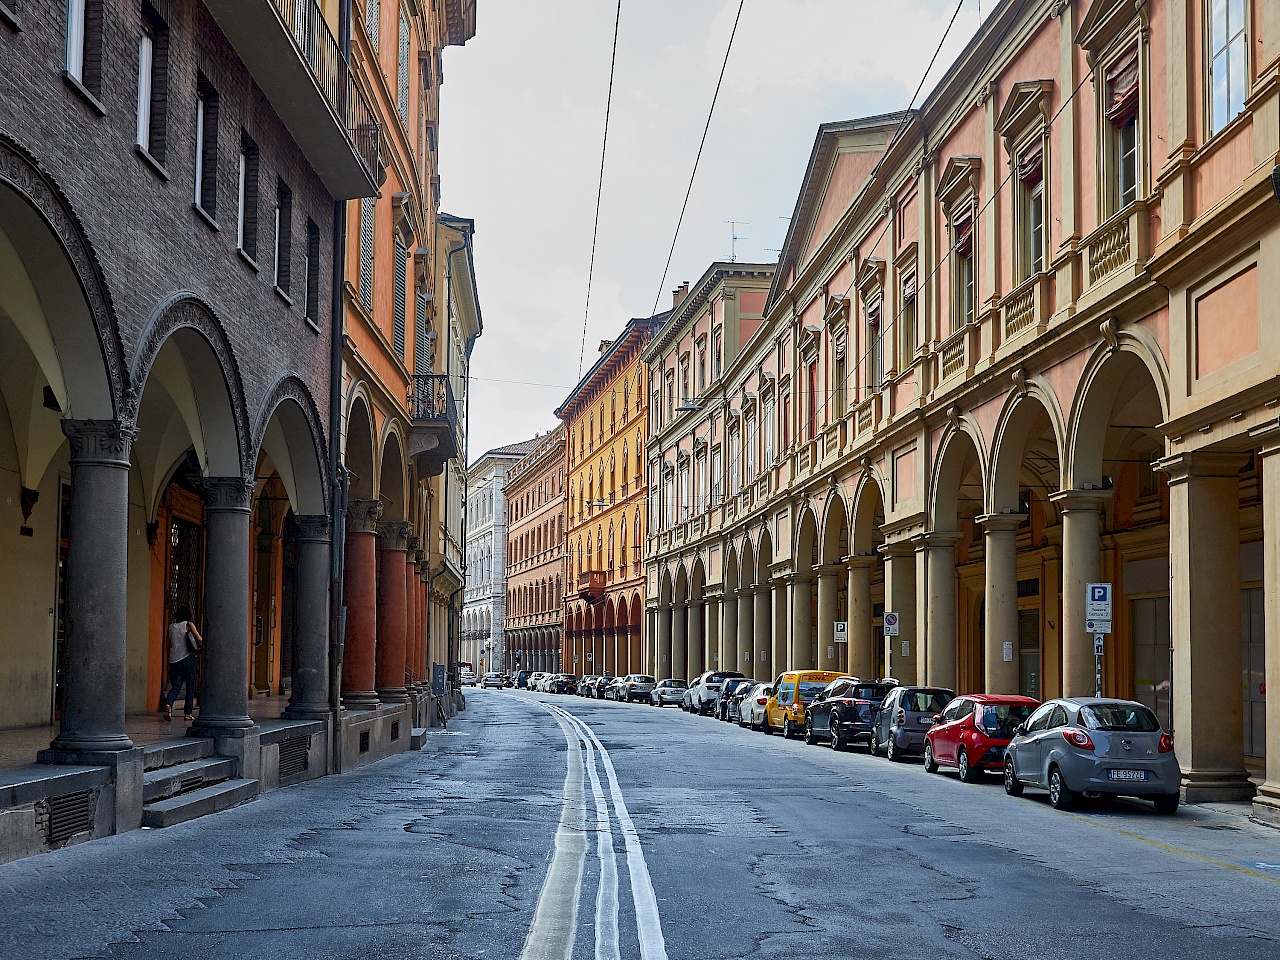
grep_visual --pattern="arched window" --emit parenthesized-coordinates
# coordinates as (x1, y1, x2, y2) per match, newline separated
(596, 528, 603, 570)
(620, 513, 628, 572)
(608, 523, 615, 569)
(634, 511, 641, 549)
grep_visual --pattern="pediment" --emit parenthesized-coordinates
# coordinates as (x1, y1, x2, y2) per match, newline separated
(936, 155, 981, 210)
(1075, 0, 1146, 58)
(856, 258, 886, 296)
(995, 80, 1054, 141)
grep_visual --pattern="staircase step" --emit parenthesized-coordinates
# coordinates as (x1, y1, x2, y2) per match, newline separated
(142, 779, 259, 828)
(142, 738, 214, 771)
(410, 728, 428, 750)
(142, 757, 236, 803)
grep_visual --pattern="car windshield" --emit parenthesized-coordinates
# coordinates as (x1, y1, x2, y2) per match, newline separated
(979, 703, 1035, 735)
(709, 672, 744, 682)
(1080, 703, 1160, 732)
(797, 681, 829, 700)
(903, 690, 952, 713)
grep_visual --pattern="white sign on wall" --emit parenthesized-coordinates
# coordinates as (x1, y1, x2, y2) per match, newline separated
(1086, 583, 1113, 621)
(834, 621, 848, 643)
(884, 612, 900, 637)
(827, 645, 835, 660)
(901, 640, 910, 658)
(1003, 641, 1014, 662)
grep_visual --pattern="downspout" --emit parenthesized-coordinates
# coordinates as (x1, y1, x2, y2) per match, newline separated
(329, 0, 353, 775)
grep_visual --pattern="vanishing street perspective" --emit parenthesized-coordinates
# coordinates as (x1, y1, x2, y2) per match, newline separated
(4, 1, 1280, 958)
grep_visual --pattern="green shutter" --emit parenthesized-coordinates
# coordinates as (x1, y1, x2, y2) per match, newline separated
(359, 198, 375, 312)
(394, 239, 408, 360)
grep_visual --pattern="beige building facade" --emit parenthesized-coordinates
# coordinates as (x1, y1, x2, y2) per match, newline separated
(644, 0, 1280, 819)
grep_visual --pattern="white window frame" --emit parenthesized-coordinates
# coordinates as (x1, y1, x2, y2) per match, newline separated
(1208, 0, 1248, 137)
(66, 0, 87, 81)
(135, 24, 154, 148)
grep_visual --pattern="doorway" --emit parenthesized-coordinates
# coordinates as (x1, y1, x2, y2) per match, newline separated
(1242, 587, 1265, 761)
(1131, 595, 1172, 732)
(1017, 608, 1041, 700)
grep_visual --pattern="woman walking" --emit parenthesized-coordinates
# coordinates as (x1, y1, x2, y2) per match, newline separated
(165, 605, 202, 722)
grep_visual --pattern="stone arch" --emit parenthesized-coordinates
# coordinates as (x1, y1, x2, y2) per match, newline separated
(739, 536, 757, 589)
(378, 424, 408, 520)
(723, 543, 739, 595)
(819, 490, 849, 564)
(989, 379, 1066, 514)
(252, 375, 329, 515)
(794, 505, 819, 573)
(851, 470, 888, 555)
(931, 423, 986, 531)
(674, 562, 689, 604)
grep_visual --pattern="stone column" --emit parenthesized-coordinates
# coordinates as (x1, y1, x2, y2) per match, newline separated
(882, 542, 917, 685)
(191, 477, 255, 732)
(920, 533, 961, 690)
(1255, 441, 1280, 825)
(46, 420, 136, 755)
(418, 565, 430, 685)
(790, 575, 814, 670)
(1052, 491, 1110, 697)
(657, 604, 672, 676)
(847, 556, 875, 679)
(737, 586, 754, 673)
(404, 539, 420, 688)
(1165, 453, 1254, 801)
(817, 566, 840, 671)
(721, 588, 738, 671)
(671, 603, 687, 679)
(286, 515, 332, 719)
(706, 596, 721, 668)
(981, 515, 1021, 695)
(342, 501, 382, 707)
(771, 577, 788, 677)
(376, 520, 412, 703)
(754, 583, 772, 680)
(688, 601, 705, 677)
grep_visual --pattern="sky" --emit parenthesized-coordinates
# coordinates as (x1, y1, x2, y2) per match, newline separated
(439, 0, 991, 461)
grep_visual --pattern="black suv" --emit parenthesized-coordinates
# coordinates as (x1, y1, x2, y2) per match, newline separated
(805, 678, 898, 750)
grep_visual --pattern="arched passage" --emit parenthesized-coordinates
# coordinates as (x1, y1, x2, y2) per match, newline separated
(929, 428, 984, 692)
(818, 494, 849, 672)
(737, 539, 756, 676)
(756, 529, 777, 680)
(688, 559, 707, 678)
(850, 476, 886, 679)
(672, 564, 690, 681)
(792, 508, 819, 670)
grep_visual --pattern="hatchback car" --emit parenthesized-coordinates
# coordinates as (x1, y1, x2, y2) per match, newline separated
(924, 694, 1037, 781)
(1003, 698, 1181, 814)
(481, 672, 503, 689)
(688, 670, 747, 716)
(618, 674, 656, 702)
(650, 678, 687, 706)
(577, 675, 598, 697)
(549, 674, 578, 695)
(718, 677, 757, 721)
(460, 669, 477, 686)
(739, 681, 773, 730)
(764, 671, 843, 738)
(870, 685, 955, 760)
(805, 677, 897, 750)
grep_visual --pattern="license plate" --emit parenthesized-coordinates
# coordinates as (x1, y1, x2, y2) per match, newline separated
(919, 718, 933, 725)
(1108, 769, 1148, 781)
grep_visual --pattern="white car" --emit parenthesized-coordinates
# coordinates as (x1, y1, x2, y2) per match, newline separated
(460, 670, 477, 687)
(528, 672, 546, 691)
(687, 670, 747, 716)
(739, 681, 774, 731)
(482, 672, 503, 689)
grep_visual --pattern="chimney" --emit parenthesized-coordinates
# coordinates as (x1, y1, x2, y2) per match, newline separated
(672, 281, 690, 309)
(598, 339, 612, 354)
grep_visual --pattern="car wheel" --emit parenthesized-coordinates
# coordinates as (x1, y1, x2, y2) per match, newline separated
(867, 732, 879, 757)
(1154, 793, 1180, 816)
(803, 719, 816, 745)
(783, 718, 796, 740)
(1048, 766, 1075, 811)
(1003, 756, 1023, 796)
(761, 716, 772, 735)
(886, 735, 901, 762)
(957, 748, 978, 783)
(830, 718, 844, 752)
(923, 740, 938, 773)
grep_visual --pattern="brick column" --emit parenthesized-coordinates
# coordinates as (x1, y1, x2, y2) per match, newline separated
(376, 521, 412, 703)
(341, 501, 381, 707)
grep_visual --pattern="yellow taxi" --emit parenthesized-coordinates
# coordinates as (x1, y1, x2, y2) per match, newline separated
(764, 671, 843, 738)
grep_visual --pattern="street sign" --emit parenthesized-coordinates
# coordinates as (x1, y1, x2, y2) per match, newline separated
(1086, 583, 1113, 621)
(1086, 619, 1112, 634)
(883, 612, 900, 637)
(1094, 634, 1105, 655)
(834, 621, 848, 643)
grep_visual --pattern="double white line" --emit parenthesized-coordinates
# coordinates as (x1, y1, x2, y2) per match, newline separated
(520, 702, 668, 960)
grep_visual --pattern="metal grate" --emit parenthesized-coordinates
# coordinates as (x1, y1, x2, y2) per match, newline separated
(180, 773, 205, 793)
(278, 735, 311, 779)
(359, 730, 370, 753)
(47, 790, 92, 846)
(390, 720, 400, 741)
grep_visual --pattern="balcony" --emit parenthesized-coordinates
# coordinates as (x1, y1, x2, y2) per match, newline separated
(577, 570, 605, 601)
(203, 0, 379, 199)
(407, 374, 459, 477)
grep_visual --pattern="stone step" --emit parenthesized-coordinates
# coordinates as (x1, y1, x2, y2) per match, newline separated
(141, 737, 214, 771)
(142, 757, 236, 803)
(142, 779, 259, 828)
(410, 728, 428, 750)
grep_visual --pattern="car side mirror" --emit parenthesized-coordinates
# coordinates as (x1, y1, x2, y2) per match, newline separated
(1013, 723, 1027, 737)
(932, 714, 942, 724)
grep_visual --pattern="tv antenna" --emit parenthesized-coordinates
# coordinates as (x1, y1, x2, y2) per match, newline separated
(726, 221, 749, 262)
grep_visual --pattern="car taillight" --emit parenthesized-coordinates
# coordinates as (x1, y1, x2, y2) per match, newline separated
(1062, 728, 1094, 750)
(628, 683, 635, 689)
(896, 708, 905, 725)
(841, 699, 854, 705)
(756, 697, 767, 704)
(1158, 731, 1174, 753)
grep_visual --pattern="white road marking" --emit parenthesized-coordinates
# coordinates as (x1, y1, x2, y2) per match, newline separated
(519, 709, 586, 960)
(577, 724, 621, 960)
(555, 707, 670, 960)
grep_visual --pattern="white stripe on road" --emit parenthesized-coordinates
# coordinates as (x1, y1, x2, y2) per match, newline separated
(519, 709, 586, 960)
(577, 725, 621, 960)
(555, 707, 670, 960)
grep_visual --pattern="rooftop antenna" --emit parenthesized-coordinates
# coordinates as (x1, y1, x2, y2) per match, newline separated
(726, 220, 749, 262)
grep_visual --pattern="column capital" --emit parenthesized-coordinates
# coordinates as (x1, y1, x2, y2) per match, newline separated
(977, 512, 1024, 534)
(879, 539, 915, 559)
(1156, 451, 1251, 484)
(295, 514, 332, 542)
(414, 548, 426, 565)
(815, 563, 845, 576)
(378, 520, 414, 552)
(844, 553, 877, 571)
(912, 530, 962, 549)
(789, 573, 815, 585)
(406, 535, 422, 554)
(62, 418, 136, 466)
(201, 476, 253, 512)
(1048, 488, 1112, 511)
(346, 499, 383, 534)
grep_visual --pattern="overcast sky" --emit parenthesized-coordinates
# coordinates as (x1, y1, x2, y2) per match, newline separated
(440, 0, 989, 461)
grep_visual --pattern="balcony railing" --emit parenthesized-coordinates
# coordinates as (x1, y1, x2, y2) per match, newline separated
(409, 374, 458, 426)
(407, 374, 459, 475)
(268, 0, 380, 182)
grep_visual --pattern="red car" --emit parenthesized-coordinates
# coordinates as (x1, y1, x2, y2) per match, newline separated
(924, 694, 1039, 782)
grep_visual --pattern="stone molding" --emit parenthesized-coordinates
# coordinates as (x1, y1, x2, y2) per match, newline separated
(295, 514, 332, 542)
(252, 375, 330, 504)
(62, 419, 136, 466)
(378, 520, 414, 552)
(346, 499, 383, 534)
(202, 476, 253, 512)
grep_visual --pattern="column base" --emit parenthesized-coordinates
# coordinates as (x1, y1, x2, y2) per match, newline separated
(1251, 785, 1280, 827)
(187, 716, 255, 739)
(1181, 769, 1257, 803)
(283, 702, 332, 721)
(376, 687, 410, 704)
(42, 732, 135, 756)
(342, 690, 380, 709)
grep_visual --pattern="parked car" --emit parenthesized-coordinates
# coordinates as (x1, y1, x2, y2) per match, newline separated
(650, 678, 687, 706)
(602, 677, 627, 700)
(527, 672, 546, 691)
(1003, 698, 1181, 814)
(618, 674, 656, 703)
(550, 674, 578, 695)
(460, 669, 477, 686)
(588, 674, 614, 698)
(805, 677, 898, 750)
(870, 685, 955, 761)
(515, 670, 532, 689)
(687, 670, 747, 716)
(924, 694, 1038, 780)
(739, 681, 773, 730)
(578, 675, 599, 697)
(763, 671, 843, 738)
(718, 677, 757, 721)
(481, 672, 503, 689)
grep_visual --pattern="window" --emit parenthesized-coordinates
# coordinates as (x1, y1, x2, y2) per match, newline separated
(952, 216, 975, 332)
(680, 356, 690, 403)
(865, 296, 882, 388)
(1012, 140, 1045, 281)
(763, 397, 775, 466)
(304, 219, 320, 325)
(393, 238, 408, 359)
(65, 0, 102, 93)
(397, 6, 411, 125)
(274, 179, 292, 294)
(194, 75, 219, 217)
(135, 7, 168, 163)
(697, 348, 706, 393)
(806, 361, 818, 440)
(728, 427, 741, 494)
(744, 415, 756, 480)
(365, 0, 380, 54)
(1103, 47, 1140, 213)
(359, 198, 376, 311)
(414, 285, 431, 373)
(1208, 0, 1247, 136)
(832, 329, 846, 412)
(696, 451, 708, 510)
(237, 133, 259, 259)
(900, 272, 917, 363)
(678, 461, 690, 519)
(712, 328, 723, 379)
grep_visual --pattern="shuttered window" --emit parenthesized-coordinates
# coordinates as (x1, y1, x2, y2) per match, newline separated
(394, 238, 408, 360)
(397, 8, 410, 125)
(359, 198, 375, 312)
(365, 0, 380, 54)
(415, 287, 430, 373)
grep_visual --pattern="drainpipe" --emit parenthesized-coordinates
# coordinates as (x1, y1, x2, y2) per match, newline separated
(328, 0, 353, 775)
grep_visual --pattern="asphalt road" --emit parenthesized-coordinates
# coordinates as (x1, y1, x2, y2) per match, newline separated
(3, 689, 1280, 960)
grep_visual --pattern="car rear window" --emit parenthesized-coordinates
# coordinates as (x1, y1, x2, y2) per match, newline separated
(797, 681, 829, 700)
(978, 703, 1035, 735)
(902, 690, 952, 713)
(667, 680, 687, 688)
(852, 684, 893, 702)
(637, 676, 656, 683)
(710, 672, 744, 682)
(1080, 703, 1160, 732)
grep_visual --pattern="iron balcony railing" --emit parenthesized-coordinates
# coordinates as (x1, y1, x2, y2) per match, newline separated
(409, 374, 459, 428)
(269, 0, 380, 181)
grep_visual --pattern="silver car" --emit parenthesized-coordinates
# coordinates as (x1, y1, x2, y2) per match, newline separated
(650, 678, 687, 706)
(618, 674, 656, 702)
(1003, 698, 1181, 814)
(870, 685, 954, 761)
